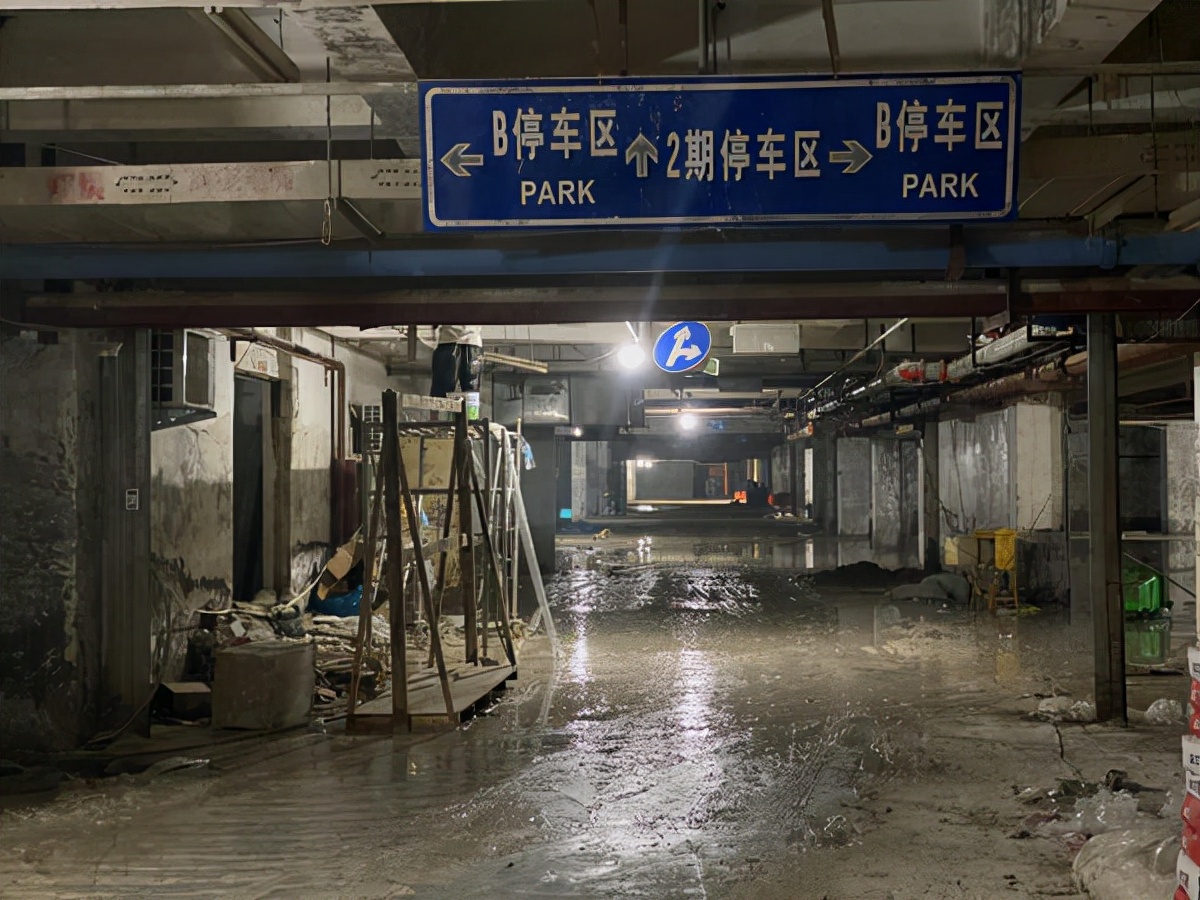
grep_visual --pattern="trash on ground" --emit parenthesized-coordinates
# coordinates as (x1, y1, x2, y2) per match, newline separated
(1143, 698, 1183, 725)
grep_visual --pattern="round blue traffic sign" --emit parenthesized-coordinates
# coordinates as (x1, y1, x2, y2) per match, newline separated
(652, 322, 712, 374)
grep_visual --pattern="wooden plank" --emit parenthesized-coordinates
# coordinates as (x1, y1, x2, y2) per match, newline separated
(352, 663, 515, 731)
(346, 452, 384, 725)
(421, 437, 454, 487)
(398, 423, 456, 719)
(457, 411, 478, 665)
(408, 664, 514, 717)
(382, 390, 408, 725)
(401, 394, 463, 413)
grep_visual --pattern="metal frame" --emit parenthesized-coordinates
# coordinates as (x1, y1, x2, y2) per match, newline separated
(345, 391, 523, 732)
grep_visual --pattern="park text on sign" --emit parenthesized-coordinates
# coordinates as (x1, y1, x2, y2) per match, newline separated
(420, 74, 1020, 229)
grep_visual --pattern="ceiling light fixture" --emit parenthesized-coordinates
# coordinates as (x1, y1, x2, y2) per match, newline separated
(617, 343, 646, 369)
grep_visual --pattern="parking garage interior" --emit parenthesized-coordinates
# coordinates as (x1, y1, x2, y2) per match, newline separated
(1, 1, 1200, 898)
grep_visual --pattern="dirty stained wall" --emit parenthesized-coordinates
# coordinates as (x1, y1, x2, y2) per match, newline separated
(150, 343, 234, 679)
(1166, 420, 1199, 610)
(0, 334, 103, 752)
(1014, 402, 1064, 532)
(149, 329, 399, 683)
(938, 408, 1015, 536)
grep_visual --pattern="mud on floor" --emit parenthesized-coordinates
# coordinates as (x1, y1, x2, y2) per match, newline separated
(0, 545, 1187, 899)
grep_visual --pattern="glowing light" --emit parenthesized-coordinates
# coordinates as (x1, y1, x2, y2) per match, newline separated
(617, 343, 646, 369)
(679, 412, 699, 431)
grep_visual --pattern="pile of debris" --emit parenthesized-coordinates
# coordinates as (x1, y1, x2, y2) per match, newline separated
(177, 599, 393, 719)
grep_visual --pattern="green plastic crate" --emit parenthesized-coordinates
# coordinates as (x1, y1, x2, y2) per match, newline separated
(1122, 562, 1162, 616)
(1125, 615, 1172, 666)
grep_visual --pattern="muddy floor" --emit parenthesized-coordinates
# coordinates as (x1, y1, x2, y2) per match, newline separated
(0, 532, 1188, 899)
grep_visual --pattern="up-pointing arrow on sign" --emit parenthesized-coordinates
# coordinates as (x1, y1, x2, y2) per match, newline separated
(624, 132, 659, 178)
(440, 142, 484, 177)
(828, 139, 873, 174)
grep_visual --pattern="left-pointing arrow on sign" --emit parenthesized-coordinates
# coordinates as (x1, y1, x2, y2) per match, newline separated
(440, 142, 484, 177)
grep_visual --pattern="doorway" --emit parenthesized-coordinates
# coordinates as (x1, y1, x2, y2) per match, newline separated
(233, 375, 269, 601)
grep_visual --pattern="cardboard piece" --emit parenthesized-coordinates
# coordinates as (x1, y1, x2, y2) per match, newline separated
(317, 534, 362, 600)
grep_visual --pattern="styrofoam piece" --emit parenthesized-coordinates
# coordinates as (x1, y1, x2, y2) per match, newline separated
(1185, 735, 1200, 773)
(1180, 850, 1200, 900)
(1184, 826, 1200, 868)
(1187, 769, 1200, 802)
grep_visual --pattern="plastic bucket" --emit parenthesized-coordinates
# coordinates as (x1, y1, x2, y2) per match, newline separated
(448, 391, 481, 420)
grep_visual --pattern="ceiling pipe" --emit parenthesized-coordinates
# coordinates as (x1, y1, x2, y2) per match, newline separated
(855, 342, 1197, 429)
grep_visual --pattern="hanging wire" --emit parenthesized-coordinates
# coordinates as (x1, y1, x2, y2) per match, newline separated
(321, 198, 334, 246)
(323, 56, 334, 245)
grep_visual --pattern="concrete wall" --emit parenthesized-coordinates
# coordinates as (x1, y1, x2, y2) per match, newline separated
(521, 429, 557, 575)
(634, 460, 696, 501)
(938, 408, 1015, 535)
(583, 441, 611, 516)
(0, 334, 104, 752)
(1166, 420, 1199, 611)
(1015, 401, 1064, 531)
(150, 347, 234, 680)
(837, 437, 872, 537)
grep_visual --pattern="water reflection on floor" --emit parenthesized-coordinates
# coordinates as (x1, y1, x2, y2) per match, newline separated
(1, 535, 1177, 899)
(573, 533, 921, 573)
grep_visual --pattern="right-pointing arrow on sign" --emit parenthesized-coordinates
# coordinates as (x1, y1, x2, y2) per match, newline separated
(828, 139, 873, 174)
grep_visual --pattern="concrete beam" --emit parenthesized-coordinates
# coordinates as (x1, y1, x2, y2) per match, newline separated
(16, 277, 1199, 329)
(0, 97, 397, 144)
(0, 82, 417, 101)
(0, 0, 487, 7)
(287, 7, 414, 82)
(1021, 131, 1200, 181)
(17, 284, 1011, 328)
(0, 159, 420, 205)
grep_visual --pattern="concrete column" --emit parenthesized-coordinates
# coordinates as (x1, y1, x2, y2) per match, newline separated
(812, 435, 838, 531)
(100, 329, 153, 733)
(520, 429, 557, 575)
(790, 441, 801, 516)
(570, 440, 586, 521)
(922, 421, 940, 569)
(1087, 314, 1126, 723)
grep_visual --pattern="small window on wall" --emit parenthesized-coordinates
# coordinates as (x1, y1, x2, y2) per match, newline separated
(151, 329, 218, 431)
(351, 404, 384, 457)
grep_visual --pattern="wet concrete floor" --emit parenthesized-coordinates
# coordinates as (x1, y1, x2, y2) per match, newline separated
(0, 532, 1187, 899)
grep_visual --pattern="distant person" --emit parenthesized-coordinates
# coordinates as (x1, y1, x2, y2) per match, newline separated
(744, 480, 768, 508)
(430, 325, 483, 398)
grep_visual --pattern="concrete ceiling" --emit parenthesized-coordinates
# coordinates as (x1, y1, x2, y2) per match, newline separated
(0, 0, 1196, 350)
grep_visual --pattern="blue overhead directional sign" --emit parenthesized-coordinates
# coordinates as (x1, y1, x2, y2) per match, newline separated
(420, 74, 1020, 229)
(653, 322, 712, 374)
